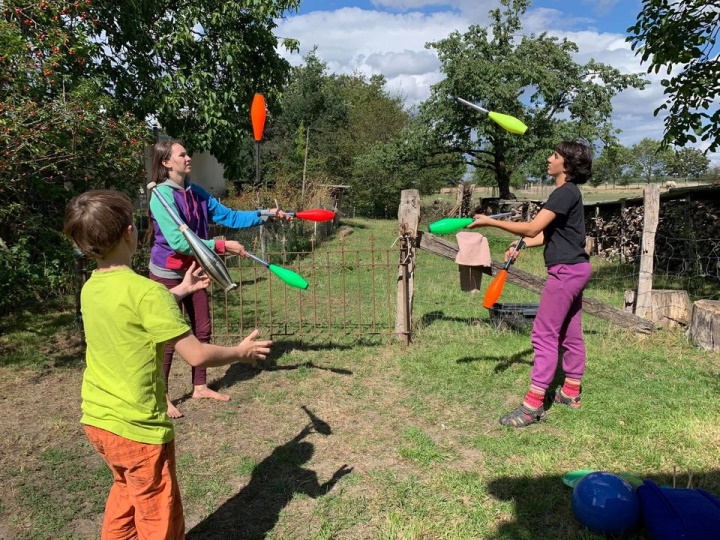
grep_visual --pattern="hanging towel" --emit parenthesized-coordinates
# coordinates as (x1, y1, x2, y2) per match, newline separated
(455, 232, 492, 269)
(455, 232, 492, 293)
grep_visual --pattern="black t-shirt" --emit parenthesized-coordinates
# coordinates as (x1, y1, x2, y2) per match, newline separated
(542, 182, 589, 267)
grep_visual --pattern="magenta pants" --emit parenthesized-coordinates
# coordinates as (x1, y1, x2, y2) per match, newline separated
(530, 262, 592, 390)
(150, 273, 211, 387)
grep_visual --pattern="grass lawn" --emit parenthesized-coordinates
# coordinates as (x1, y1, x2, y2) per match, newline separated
(1, 216, 719, 539)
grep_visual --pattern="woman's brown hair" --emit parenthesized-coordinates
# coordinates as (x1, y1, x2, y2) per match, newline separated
(144, 139, 183, 245)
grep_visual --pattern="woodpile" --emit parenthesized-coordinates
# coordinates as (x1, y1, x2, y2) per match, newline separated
(585, 204, 644, 261)
(585, 198, 720, 276)
(468, 191, 718, 284)
(655, 199, 720, 277)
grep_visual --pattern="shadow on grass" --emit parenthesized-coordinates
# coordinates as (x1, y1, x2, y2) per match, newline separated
(487, 470, 720, 539)
(0, 309, 75, 335)
(175, 339, 357, 402)
(457, 348, 534, 373)
(187, 407, 353, 540)
(418, 310, 489, 328)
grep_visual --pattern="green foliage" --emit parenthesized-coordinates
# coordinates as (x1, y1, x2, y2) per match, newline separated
(631, 138, 675, 182)
(627, 0, 720, 152)
(0, 2, 149, 312)
(668, 147, 711, 179)
(420, 0, 648, 198)
(84, 0, 301, 181)
(264, 50, 350, 191)
(592, 144, 634, 187)
(264, 52, 459, 218)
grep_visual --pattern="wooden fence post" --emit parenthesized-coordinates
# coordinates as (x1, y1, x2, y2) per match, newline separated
(396, 189, 420, 344)
(636, 184, 660, 319)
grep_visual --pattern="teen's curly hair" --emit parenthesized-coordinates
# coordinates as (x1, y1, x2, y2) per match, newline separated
(555, 139, 593, 185)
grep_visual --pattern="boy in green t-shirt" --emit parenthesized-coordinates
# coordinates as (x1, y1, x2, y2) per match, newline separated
(64, 190, 271, 539)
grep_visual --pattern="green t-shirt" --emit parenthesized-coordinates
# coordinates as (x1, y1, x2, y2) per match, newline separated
(80, 268, 190, 444)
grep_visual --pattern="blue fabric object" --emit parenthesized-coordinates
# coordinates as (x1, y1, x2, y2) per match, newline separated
(637, 479, 720, 540)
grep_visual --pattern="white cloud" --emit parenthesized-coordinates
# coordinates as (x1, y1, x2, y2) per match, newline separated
(275, 4, 715, 163)
(364, 50, 440, 77)
(581, 0, 620, 16)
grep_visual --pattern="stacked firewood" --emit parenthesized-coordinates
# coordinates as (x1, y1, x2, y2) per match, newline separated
(656, 200, 720, 277)
(475, 196, 718, 280)
(585, 199, 720, 276)
(585, 204, 644, 261)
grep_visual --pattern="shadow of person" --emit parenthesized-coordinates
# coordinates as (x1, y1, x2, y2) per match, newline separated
(173, 342, 355, 404)
(418, 310, 489, 329)
(187, 412, 353, 539)
(456, 348, 534, 373)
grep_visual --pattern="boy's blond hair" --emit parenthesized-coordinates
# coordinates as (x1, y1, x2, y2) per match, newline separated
(64, 190, 133, 259)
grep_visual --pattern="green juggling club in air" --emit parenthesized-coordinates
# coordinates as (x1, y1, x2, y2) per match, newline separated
(245, 251, 309, 290)
(455, 96, 528, 135)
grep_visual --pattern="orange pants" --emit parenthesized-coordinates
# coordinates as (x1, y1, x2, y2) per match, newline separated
(84, 425, 185, 540)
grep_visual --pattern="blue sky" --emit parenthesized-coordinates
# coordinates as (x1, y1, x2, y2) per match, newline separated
(274, 0, 718, 164)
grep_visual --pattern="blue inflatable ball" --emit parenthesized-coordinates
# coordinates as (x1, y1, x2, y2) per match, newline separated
(572, 471, 640, 535)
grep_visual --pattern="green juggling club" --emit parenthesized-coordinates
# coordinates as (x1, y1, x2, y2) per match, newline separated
(245, 251, 309, 290)
(428, 212, 513, 235)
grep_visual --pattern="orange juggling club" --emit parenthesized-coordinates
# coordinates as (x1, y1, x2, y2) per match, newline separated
(251, 94, 267, 142)
(251, 94, 267, 187)
(482, 238, 525, 309)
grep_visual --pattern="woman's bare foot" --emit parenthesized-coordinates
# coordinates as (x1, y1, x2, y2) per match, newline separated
(192, 384, 230, 401)
(166, 395, 184, 419)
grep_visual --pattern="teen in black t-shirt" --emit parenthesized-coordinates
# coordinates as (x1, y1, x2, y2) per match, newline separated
(468, 139, 593, 427)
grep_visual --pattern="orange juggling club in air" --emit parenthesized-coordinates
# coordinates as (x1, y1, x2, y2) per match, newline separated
(251, 94, 267, 187)
(251, 94, 266, 142)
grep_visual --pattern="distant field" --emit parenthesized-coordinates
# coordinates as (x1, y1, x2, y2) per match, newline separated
(428, 181, 706, 207)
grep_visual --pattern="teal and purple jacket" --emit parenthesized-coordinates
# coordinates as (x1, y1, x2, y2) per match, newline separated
(149, 179, 263, 279)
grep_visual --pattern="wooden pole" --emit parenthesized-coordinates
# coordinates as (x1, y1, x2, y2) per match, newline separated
(636, 183, 660, 319)
(301, 126, 310, 206)
(396, 189, 420, 344)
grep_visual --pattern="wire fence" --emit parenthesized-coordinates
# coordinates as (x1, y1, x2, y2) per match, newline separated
(209, 237, 398, 339)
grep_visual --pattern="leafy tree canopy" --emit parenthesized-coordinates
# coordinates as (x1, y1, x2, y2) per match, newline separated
(631, 138, 675, 182)
(86, 0, 301, 180)
(668, 147, 711, 179)
(627, 0, 720, 152)
(419, 0, 648, 198)
(1, 2, 150, 310)
(591, 144, 634, 187)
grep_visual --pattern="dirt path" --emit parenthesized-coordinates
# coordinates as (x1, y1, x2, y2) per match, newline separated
(0, 333, 475, 539)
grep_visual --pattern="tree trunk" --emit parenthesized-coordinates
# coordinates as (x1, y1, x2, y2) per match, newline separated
(624, 289, 691, 328)
(494, 147, 513, 199)
(688, 300, 720, 351)
(496, 169, 512, 199)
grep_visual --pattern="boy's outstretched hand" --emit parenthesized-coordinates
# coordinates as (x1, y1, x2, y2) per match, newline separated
(171, 262, 211, 300)
(237, 329, 272, 367)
